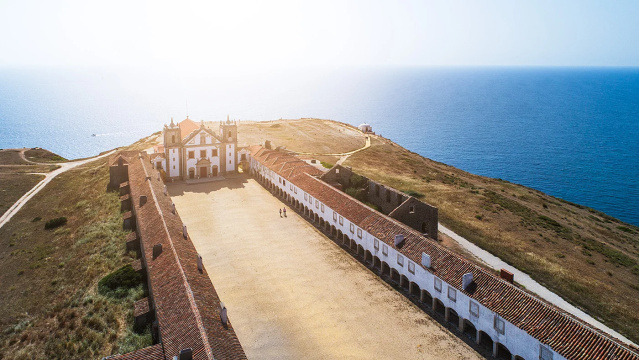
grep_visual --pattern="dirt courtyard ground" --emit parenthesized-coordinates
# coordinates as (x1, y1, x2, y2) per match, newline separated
(169, 176, 481, 360)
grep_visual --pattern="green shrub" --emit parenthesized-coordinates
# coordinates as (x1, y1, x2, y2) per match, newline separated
(349, 174, 367, 187)
(320, 161, 333, 169)
(402, 189, 425, 198)
(44, 217, 67, 229)
(98, 265, 143, 298)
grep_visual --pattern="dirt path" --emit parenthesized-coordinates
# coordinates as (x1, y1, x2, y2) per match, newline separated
(0, 150, 115, 229)
(170, 177, 482, 360)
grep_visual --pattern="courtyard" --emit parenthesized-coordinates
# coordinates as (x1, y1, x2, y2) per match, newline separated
(169, 176, 481, 360)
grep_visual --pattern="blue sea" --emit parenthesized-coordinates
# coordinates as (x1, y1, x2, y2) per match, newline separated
(1, 67, 638, 226)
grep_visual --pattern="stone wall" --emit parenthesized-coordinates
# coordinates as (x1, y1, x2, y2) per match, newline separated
(389, 197, 438, 240)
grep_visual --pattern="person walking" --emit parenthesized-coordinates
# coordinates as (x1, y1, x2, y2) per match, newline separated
(283, 207, 287, 217)
(279, 208, 282, 217)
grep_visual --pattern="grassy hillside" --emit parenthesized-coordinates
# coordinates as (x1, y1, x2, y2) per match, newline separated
(239, 118, 639, 343)
(0, 139, 155, 359)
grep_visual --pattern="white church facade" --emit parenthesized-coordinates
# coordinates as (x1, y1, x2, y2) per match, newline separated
(153, 116, 239, 180)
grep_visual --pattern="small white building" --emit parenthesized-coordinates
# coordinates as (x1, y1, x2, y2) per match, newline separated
(358, 123, 372, 133)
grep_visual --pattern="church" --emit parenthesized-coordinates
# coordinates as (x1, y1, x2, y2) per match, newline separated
(152, 116, 239, 180)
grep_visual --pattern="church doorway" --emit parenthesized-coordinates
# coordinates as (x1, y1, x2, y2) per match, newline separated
(200, 167, 207, 178)
(189, 168, 195, 179)
(212, 166, 218, 177)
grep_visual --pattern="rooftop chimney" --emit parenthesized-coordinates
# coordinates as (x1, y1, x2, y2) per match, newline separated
(421, 253, 431, 268)
(178, 348, 193, 360)
(197, 254, 203, 273)
(500, 269, 514, 283)
(220, 302, 228, 326)
(394, 234, 405, 246)
(462, 272, 473, 290)
(139, 195, 147, 207)
(153, 243, 163, 259)
(183, 224, 188, 239)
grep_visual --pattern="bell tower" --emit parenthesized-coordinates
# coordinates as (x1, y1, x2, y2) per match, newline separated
(219, 115, 238, 143)
(164, 117, 181, 147)
(219, 115, 238, 174)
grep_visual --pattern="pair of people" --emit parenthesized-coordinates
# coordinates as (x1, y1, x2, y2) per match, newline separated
(279, 207, 287, 217)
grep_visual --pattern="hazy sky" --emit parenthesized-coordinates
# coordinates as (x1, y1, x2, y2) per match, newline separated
(1, 0, 638, 71)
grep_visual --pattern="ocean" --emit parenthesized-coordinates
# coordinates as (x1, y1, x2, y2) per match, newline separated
(1, 67, 638, 226)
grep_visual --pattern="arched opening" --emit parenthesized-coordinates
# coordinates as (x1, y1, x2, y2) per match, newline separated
(478, 331, 493, 352)
(447, 308, 460, 328)
(420, 289, 432, 306)
(324, 221, 330, 233)
(496, 343, 512, 360)
(331, 225, 336, 237)
(462, 319, 477, 341)
(319, 218, 325, 228)
(409, 282, 420, 297)
(433, 298, 445, 317)
(365, 250, 373, 264)
(400, 275, 409, 290)
(381, 262, 390, 277)
(310, 210, 315, 221)
(350, 239, 357, 253)
(304, 206, 309, 217)
(338, 231, 345, 245)
(373, 257, 381, 270)
(314, 213, 319, 224)
(357, 244, 364, 258)
(390, 269, 400, 283)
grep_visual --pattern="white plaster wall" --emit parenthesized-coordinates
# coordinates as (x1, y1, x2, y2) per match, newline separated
(184, 145, 221, 174)
(168, 148, 180, 178)
(226, 144, 236, 172)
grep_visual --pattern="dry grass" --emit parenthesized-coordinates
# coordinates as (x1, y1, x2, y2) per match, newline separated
(238, 119, 639, 343)
(0, 173, 45, 215)
(0, 148, 153, 358)
(236, 118, 366, 154)
(23, 148, 67, 163)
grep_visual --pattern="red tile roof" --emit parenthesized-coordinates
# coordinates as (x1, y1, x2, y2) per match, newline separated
(178, 118, 200, 141)
(113, 152, 247, 360)
(108, 344, 164, 360)
(249, 146, 639, 360)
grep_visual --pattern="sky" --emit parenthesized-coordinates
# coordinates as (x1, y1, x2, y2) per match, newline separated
(0, 0, 638, 72)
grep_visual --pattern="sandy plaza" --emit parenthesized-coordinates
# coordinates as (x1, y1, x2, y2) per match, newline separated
(169, 175, 482, 360)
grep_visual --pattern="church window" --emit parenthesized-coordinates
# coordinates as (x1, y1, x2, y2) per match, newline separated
(469, 301, 479, 317)
(434, 278, 442, 292)
(283, 180, 286, 186)
(305, 193, 308, 201)
(382, 244, 388, 256)
(173, 166, 175, 169)
(212, 149, 218, 156)
(200, 134, 206, 144)
(408, 262, 415, 274)
(374, 239, 379, 250)
(315, 200, 319, 209)
(339, 216, 344, 225)
(333, 212, 337, 221)
(448, 287, 457, 302)
(409, 206, 415, 213)
(200, 150, 206, 158)
(350, 223, 354, 233)
(494, 316, 505, 335)
(397, 254, 404, 267)
(357, 228, 362, 238)
(540, 346, 553, 360)
(188, 151, 194, 159)
(321, 204, 325, 212)
(229, 160, 231, 164)
(228, 131, 232, 138)
(172, 135, 175, 143)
